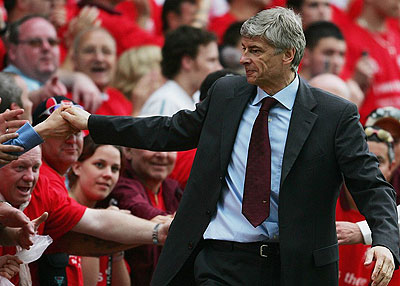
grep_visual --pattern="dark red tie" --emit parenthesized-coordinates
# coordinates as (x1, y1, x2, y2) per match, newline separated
(242, 97, 277, 227)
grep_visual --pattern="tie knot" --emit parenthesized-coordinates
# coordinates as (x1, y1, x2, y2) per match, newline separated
(260, 97, 277, 112)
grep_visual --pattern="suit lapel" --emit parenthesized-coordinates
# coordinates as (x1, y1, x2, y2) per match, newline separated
(280, 79, 318, 186)
(220, 82, 256, 175)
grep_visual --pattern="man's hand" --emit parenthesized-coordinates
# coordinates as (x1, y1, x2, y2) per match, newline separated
(0, 203, 33, 230)
(16, 212, 48, 250)
(0, 133, 24, 165)
(0, 108, 26, 134)
(61, 106, 91, 130)
(365, 246, 395, 286)
(150, 214, 173, 224)
(71, 73, 103, 113)
(34, 106, 79, 140)
(336, 221, 364, 245)
(0, 255, 23, 280)
(29, 76, 68, 110)
(157, 218, 172, 245)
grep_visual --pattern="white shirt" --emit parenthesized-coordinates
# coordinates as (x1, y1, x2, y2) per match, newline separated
(140, 80, 196, 116)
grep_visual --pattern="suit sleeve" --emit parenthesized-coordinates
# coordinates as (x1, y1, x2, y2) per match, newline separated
(357, 205, 400, 245)
(335, 102, 400, 266)
(87, 95, 211, 151)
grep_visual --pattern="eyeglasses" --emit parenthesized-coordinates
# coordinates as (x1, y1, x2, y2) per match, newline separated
(17, 37, 60, 48)
(39, 102, 84, 118)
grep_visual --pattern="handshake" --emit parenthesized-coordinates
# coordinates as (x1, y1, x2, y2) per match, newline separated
(34, 104, 91, 140)
(0, 104, 91, 166)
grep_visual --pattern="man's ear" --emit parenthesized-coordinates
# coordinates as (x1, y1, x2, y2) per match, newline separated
(181, 55, 194, 72)
(7, 44, 18, 62)
(282, 47, 296, 66)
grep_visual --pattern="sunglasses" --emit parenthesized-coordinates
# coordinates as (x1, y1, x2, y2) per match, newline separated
(368, 107, 400, 121)
(39, 102, 84, 118)
(17, 37, 60, 48)
(365, 126, 395, 163)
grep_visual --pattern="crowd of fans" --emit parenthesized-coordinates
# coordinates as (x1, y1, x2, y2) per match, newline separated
(0, 0, 399, 285)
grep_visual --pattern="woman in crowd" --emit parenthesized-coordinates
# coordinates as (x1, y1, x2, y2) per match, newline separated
(68, 135, 130, 286)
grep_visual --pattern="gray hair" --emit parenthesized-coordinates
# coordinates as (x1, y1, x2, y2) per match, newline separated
(240, 7, 306, 72)
(72, 27, 116, 56)
(0, 72, 23, 113)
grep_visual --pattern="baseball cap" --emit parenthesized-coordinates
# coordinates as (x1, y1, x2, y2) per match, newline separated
(32, 96, 83, 126)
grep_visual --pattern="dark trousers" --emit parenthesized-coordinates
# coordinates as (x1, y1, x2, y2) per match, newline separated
(194, 240, 281, 286)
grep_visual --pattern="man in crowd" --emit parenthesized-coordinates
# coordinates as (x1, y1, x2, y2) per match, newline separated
(61, 7, 399, 286)
(71, 27, 132, 116)
(161, 0, 198, 34)
(0, 72, 32, 123)
(140, 25, 221, 116)
(5, 15, 102, 112)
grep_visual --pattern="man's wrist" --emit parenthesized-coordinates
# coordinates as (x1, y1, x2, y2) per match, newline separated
(152, 223, 161, 245)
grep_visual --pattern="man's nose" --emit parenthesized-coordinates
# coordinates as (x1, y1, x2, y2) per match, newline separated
(23, 169, 35, 182)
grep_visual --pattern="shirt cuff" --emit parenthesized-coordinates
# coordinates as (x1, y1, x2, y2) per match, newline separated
(3, 122, 44, 155)
(356, 220, 372, 245)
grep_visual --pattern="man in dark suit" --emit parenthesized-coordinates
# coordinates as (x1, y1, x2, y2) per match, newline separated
(61, 7, 400, 286)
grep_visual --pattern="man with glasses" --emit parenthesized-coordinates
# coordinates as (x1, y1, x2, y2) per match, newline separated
(4, 15, 102, 113)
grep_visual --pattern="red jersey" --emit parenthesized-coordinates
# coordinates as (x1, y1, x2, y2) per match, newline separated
(95, 87, 132, 116)
(336, 199, 373, 286)
(169, 149, 196, 190)
(339, 20, 400, 123)
(0, 175, 86, 285)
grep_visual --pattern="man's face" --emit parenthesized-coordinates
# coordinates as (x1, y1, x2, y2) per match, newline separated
(128, 149, 177, 184)
(368, 141, 393, 180)
(41, 132, 83, 175)
(0, 147, 41, 207)
(9, 18, 59, 83)
(240, 36, 287, 89)
(190, 41, 222, 89)
(307, 37, 346, 77)
(301, 0, 332, 28)
(73, 30, 116, 91)
(178, 2, 197, 26)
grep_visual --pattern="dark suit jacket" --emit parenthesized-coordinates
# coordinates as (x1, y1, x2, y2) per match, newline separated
(88, 76, 400, 286)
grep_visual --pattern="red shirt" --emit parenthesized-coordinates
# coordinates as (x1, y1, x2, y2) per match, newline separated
(168, 149, 196, 190)
(40, 161, 85, 285)
(336, 199, 373, 286)
(64, 2, 163, 56)
(95, 87, 132, 116)
(338, 19, 400, 123)
(0, 175, 86, 285)
(146, 185, 166, 211)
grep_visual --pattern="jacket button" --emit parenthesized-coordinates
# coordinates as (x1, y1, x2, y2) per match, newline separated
(206, 210, 211, 215)
(188, 242, 193, 250)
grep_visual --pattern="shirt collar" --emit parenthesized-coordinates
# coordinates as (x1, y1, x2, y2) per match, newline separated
(252, 73, 299, 111)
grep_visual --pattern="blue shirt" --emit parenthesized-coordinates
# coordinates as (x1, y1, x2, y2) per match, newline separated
(3, 65, 42, 92)
(203, 75, 299, 242)
(3, 123, 43, 157)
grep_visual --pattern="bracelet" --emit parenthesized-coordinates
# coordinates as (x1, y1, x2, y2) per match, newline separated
(152, 223, 161, 245)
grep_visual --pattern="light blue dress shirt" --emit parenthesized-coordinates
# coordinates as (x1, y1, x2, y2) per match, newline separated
(4, 65, 42, 92)
(3, 123, 43, 156)
(203, 75, 299, 242)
